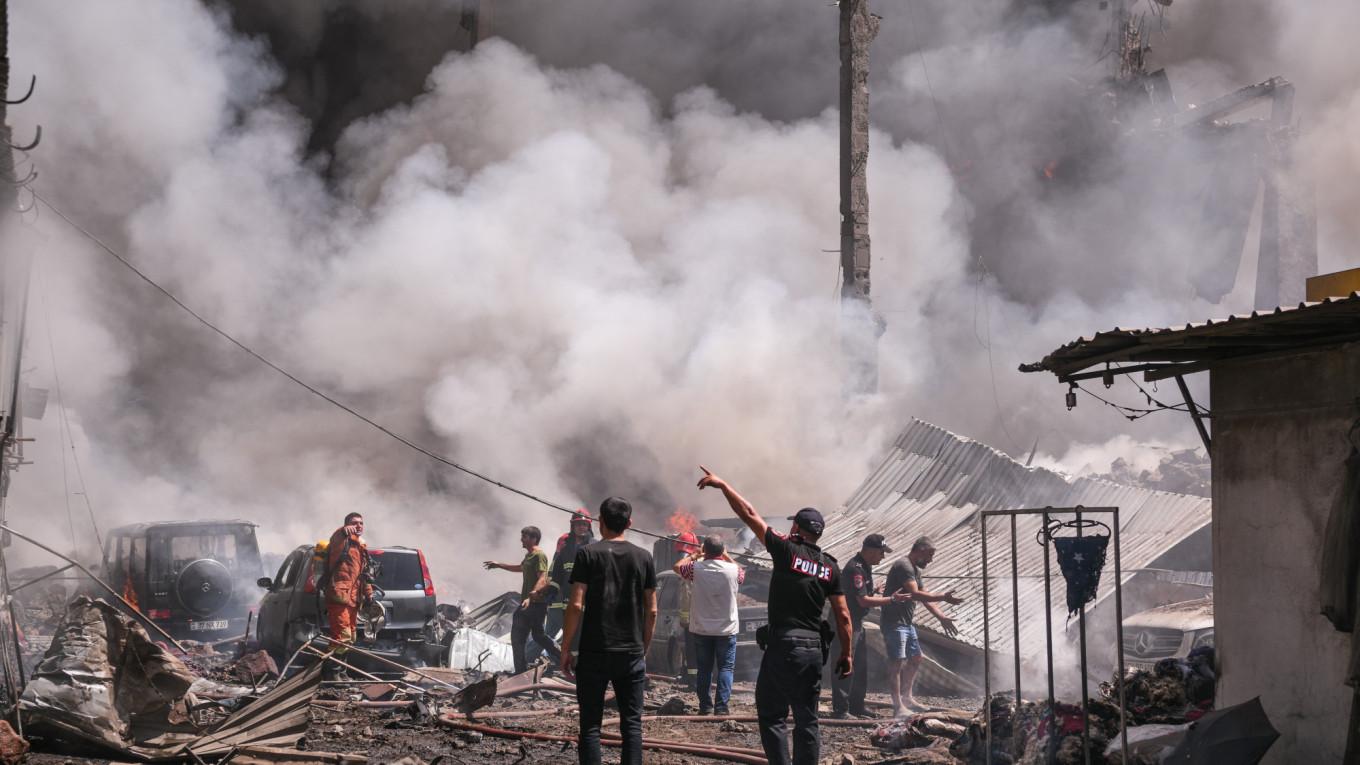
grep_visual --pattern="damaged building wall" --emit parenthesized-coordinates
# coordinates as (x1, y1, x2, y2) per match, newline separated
(1209, 340, 1360, 764)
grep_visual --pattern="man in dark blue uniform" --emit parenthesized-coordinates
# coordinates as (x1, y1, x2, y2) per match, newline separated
(697, 467, 852, 765)
(831, 533, 910, 719)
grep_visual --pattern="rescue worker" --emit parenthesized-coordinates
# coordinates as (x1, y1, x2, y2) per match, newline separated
(672, 530, 701, 688)
(697, 467, 853, 765)
(323, 512, 373, 652)
(831, 533, 910, 719)
(539, 509, 595, 656)
(483, 525, 561, 673)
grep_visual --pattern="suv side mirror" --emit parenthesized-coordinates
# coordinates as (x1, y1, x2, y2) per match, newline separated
(257, 577, 273, 589)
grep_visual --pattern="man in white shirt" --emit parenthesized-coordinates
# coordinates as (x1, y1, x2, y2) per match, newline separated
(674, 535, 746, 715)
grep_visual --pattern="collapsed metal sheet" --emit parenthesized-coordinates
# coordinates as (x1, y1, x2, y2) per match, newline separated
(19, 596, 321, 761)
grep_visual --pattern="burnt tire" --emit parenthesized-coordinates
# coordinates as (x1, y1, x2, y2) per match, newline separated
(176, 558, 233, 616)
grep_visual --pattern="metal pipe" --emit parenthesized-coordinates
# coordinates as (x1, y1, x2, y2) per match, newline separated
(9, 562, 74, 593)
(1011, 513, 1021, 703)
(981, 512, 991, 765)
(1042, 511, 1055, 710)
(0, 523, 187, 653)
(1076, 507, 1091, 765)
(982, 507, 1118, 517)
(300, 646, 427, 696)
(1113, 506, 1129, 764)
(600, 713, 884, 728)
(315, 634, 462, 693)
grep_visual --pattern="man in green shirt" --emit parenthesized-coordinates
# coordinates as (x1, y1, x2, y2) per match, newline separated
(484, 526, 561, 673)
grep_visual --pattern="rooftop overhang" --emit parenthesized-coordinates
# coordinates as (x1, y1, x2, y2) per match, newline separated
(1020, 291, 1360, 385)
(1019, 291, 1360, 455)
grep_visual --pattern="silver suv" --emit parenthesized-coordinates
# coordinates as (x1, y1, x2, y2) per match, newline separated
(1121, 596, 1214, 671)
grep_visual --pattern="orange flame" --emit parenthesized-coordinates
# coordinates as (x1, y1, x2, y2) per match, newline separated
(1042, 160, 1058, 180)
(667, 509, 701, 553)
(667, 508, 699, 535)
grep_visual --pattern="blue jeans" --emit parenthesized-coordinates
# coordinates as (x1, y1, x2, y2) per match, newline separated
(883, 624, 922, 660)
(574, 651, 646, 765)
(692, 631, 737, 712)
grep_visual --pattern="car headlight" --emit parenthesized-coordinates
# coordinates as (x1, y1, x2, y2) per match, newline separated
(1191, 628, 1214, 649)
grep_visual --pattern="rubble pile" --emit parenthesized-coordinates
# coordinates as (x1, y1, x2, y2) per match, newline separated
(1100, 647, 1216, 725)
(950, 694, 1124, 765)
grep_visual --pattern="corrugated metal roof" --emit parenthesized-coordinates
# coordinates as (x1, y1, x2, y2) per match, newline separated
(1024, 291, 1360, 379)
(817, 419, 1210, 659)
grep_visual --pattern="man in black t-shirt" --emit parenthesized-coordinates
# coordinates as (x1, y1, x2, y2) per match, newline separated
(831, 533, 911, 719)
(881, 536, 963, 716)
(698, 467, 852, 765)
(560, 497, 657, 765)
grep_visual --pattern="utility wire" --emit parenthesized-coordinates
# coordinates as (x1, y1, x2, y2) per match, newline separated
(39, 271, 77, 553)
(38, 264, 102, 550)
(32, 192, 767, 561)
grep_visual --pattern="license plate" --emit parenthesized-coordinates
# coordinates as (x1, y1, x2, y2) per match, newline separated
(744, 620, 767, 633)
(190, 620, 230, 631)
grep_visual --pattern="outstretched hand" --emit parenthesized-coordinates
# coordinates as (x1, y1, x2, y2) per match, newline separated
(943, 590, 964, 606)
(696, 466, 726, 491)
(482, 561, 498, 570)
(938, 616, 959, 638)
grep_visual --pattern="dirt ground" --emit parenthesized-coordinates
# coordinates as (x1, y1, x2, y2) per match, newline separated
(302, 677, 978, 765)
(16, 672, 978, 764)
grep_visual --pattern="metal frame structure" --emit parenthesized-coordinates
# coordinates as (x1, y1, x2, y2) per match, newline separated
(979, 506, 1128, 765)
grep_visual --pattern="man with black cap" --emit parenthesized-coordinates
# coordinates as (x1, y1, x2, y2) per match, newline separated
(831, 533, 911, 719)
(697, 467, 852, 765)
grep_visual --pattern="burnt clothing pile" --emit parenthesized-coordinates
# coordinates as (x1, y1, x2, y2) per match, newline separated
(950, 693, 1123, 765)
(870, 711, 968, 751)
(1100, 647, 1215, 725)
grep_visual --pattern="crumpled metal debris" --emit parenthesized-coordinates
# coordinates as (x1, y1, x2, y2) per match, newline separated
(19, 596, 322, 760)
(20, 596, 198, 753)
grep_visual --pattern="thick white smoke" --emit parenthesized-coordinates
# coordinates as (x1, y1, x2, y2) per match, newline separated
(0, 0, 1355, 605)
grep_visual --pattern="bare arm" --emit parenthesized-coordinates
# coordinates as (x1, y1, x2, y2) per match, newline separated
(696, 467, 768, 542)
(672, 552, 700, 575)
(559, 582, 587, 678)
(642, 588, 658, 649)
(829, 594, 854, 678)
(529, 571, 551, 600)
(857, 591, 910, 609)
(903, 579, 960, 637)
(481, 561, 524, 572)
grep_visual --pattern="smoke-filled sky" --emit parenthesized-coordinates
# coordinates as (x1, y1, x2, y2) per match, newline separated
(3, 0, 1358, 602)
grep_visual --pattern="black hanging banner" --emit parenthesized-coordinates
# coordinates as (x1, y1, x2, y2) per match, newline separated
(1052, 531, 1110, 617)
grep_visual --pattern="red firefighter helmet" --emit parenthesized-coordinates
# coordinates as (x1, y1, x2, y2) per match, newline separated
(673, 531, 700, 554)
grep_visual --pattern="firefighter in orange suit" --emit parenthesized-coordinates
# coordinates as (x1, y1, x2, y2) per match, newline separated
(324, 511, 372, 648)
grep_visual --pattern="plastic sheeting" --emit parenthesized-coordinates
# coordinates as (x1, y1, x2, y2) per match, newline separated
(446, 627, 514, 672)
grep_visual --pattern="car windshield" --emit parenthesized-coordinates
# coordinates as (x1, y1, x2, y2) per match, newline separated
(148, 526, 262, 582)
(372, 550, 424, 591)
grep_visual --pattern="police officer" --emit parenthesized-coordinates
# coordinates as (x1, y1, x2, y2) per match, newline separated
(831, 533, 910, 719)
(697, 466, 852, 765)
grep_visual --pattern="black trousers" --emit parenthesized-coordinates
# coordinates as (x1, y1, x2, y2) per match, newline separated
(831, 623, 868, 714)
(575, 651, 646, 765)
(756, 629, 823, 765)
(511, 601, 560, 674)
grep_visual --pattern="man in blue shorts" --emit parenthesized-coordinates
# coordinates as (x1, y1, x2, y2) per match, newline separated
(881, 536, 963, 717)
